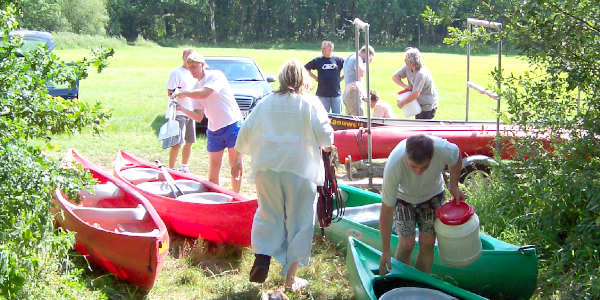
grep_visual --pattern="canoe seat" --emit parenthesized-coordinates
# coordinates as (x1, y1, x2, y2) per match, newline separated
(120, 167, 161, 184)
(78, 183, 124, 206)
(72, 204, 148, 223)
(136, 180, 207, 197)
(342, 203, 381, 228)
(177, 192, 233, 204)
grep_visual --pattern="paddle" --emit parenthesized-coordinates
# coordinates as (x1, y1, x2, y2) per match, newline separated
(155, 160, 184, 198)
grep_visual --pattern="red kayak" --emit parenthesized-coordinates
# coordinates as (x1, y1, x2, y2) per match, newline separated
(51, 149, 169, 290)
(113, 150, 257, 246)
(334, 124, 527, 163)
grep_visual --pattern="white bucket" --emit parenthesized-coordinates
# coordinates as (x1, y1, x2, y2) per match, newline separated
(434, 213, 482, 267)
(379, 287, 457, 300)
(397, 91, 422, 118)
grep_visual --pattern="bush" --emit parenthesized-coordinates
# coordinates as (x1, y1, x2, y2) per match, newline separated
(0, 3, 113, 297)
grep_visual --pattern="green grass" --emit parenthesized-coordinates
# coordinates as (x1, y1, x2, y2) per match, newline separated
(42, 45, 532, 299)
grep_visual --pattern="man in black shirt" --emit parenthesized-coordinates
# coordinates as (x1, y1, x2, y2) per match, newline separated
(305, 41, 344, 114)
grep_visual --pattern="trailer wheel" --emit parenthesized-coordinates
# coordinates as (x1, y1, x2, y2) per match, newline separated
(460, 164, 491, 194)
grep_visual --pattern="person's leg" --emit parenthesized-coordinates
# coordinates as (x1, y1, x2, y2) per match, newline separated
(318, 96, 332, 113)
(285, 260, 309, 292)
(393, 201, 417, 265)
(208, 150, 224, 185)
(331, 95, 342, 114)
(413, 192, 444, 273)
(168, 144, 181, 169)
(415, 233, 436, 273)
(227, 147, 243, 193)
(181, 118, 196, 168)
(279, 173, 317, 289)
(250, 170, 287, 283)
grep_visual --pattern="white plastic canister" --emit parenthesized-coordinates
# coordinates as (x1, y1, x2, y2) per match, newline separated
(397, 89, 422, 118)
(434, 201, 482, 267)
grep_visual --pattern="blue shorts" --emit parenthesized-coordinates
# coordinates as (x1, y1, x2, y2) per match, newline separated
(206, 121, 241, 152)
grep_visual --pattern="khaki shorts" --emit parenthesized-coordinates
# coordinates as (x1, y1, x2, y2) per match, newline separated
(393, 192, 444, 237)
(343, 83, 365, 116)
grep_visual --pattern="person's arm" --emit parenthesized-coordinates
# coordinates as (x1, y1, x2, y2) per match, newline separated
(392, 73, 409, 89)
(379, 202, 395, 274)
(447, 155, 464, 203)
(176, 106, 204, 122)
(379, 156, 401, 274)
(173, 87, 213, 100)
(306, 69, 318, 81)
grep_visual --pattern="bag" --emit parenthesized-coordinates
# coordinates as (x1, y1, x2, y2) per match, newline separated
(397, 89, 422, 118)
(158, 101, 181, 148)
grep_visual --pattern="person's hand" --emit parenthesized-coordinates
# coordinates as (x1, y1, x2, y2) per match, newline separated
(379, 250, 392, 275)
(449, 186, 465, 204)
(171, 90, 184, 100)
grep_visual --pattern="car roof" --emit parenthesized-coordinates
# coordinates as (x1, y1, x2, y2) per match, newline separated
(9, 30, 55, 51)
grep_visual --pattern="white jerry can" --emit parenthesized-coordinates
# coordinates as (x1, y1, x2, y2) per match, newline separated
(434, 200, 482, 267)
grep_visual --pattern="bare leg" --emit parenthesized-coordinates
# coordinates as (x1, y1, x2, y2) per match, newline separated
(182, 142, 193, 165)
(414, 233, 435, 274)
(208, 150, 224, 185)
(285, 261, 308, 292)
(227, 147, 243, 193)
(168, 144, 181, 168)
(395, 235, 416, 266)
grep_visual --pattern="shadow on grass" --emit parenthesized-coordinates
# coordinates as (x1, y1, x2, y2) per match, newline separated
(151, 114, 166, 137)
(69, 250, 150, 299)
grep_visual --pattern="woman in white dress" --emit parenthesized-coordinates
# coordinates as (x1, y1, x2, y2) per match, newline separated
(235, 58, 334, 292)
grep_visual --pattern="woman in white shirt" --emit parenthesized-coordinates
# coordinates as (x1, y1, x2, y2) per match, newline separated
(236, 58, 334, 292)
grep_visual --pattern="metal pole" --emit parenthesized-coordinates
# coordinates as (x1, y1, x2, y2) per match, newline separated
(496, 36, 502, 152)
(364, 24, 372, 188)
(466, 22, 471, 122)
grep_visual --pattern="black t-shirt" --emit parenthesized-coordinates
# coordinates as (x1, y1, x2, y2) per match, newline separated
(305, 56, 344, 97)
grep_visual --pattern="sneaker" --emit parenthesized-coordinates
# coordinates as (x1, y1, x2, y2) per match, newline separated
(179, 165, 190, 173)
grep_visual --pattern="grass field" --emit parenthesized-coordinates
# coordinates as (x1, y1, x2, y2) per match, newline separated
(43, 45, 532, 299)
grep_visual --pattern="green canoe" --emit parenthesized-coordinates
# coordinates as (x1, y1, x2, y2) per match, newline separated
(323, 184, 537, 299)
(347, 236, 488, 300)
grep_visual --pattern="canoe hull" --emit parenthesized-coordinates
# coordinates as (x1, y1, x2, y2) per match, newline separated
(113, 150, 257, 246)
(347, 237, 488, 300)
(333, 124, 520, 164)
(52, 149, 169, 290)
(326, 184, 537, 299)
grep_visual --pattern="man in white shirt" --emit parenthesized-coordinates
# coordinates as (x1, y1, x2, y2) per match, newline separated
(173, 52, 243, 193)
(379, 135, 464, 275)
(165, 49, 199, 172)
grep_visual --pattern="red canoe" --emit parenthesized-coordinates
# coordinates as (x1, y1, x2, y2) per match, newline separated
(113, 150, 257, 246)
(51, 149, 169, 290)
(334, 124, 526, 164)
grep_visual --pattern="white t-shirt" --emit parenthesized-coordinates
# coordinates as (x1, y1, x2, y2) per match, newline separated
(166, 66, 197, 116)
(195, 70, 242, 131)
(382, 136, 459, 206)
(373, 101, 396, 118)
(235, 92, 334, 185)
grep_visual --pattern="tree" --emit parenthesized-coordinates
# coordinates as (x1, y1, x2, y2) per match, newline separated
(439, 0, 600, 297)
(0, 3, 113, 297)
